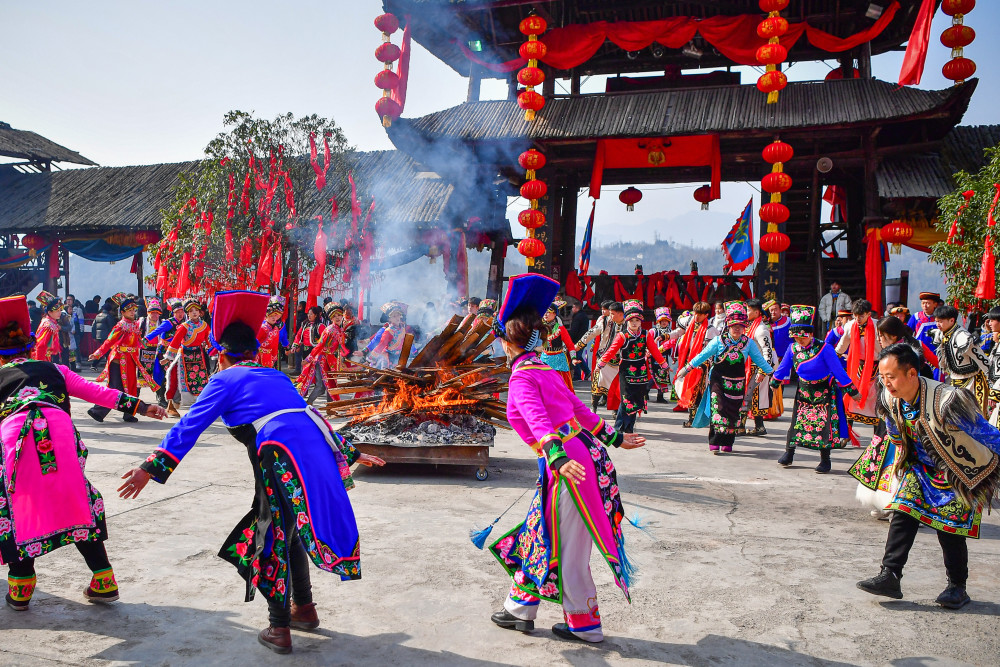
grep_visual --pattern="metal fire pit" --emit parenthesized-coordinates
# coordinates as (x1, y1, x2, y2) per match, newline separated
(353, 441, 492, 480)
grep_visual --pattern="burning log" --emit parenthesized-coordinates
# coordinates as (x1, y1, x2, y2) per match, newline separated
(326, 316, 510, 435)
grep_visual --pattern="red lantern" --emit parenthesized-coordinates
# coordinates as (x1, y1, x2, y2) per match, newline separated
(518, 209, 546, 230)
(375, 42, 401, 63)
(519, 16, 547, 36)
(135, 230, 161, 246)
(756, 44, 788, 65)
(519, 41, 547, 61)
(881, 220, 914, 254)
(517, 67, 545, 88)
(518, 149, 546, 172)
(521, 179, 548, 200)
(757, 16, 789, 39)
(941, 0, 975, 16)
(374, 13, 400, 34)
(21, 233, 46, 256)
(941, 25, 976, 49)
(693, 185, 712, 211)
(942, 57, 977, 82)
(760, 202, 790, 225)
(762, 172, 793, 194)
(760, 232, 790, 260)
(374, 69, 400, 90)
(762, 140, 794, 164)
(759, 0, 790, 11)
(375, 96, 402, 120)
(825, 68, 861, 80)
(518, 237, 546, 259)
(756, 70, 787, 94)
(619, 186, 643, 212)
(518, 90, 544, 114)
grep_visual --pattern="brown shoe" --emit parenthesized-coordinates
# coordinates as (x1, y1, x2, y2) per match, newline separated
(290, 602, 320, 630)
(166, 401, 181, 418)
(258, 626, 292, 654)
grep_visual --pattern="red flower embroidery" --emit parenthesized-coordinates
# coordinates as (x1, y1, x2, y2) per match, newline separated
(36, 438, 53, 453)
(281, 472, 292, 483)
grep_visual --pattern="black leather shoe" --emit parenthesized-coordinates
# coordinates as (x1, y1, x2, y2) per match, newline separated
(552, 623, 595, 643)
(123, 414, 138, 423)
(815, 458, 832, 474)
(935, 582, 971, 609)
(491, 610, 533, 632)
(87, 407, 105, 423)
(778, 449, 794, 466)
(857, 568, 903, 599)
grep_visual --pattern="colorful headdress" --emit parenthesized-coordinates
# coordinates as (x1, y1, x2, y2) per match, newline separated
(623, 299, 644, 322)
(168, 299, 184, 312)
(0, 295, 35, 356)
(478, 298, 497, 315)
(36, 290, 62, 312)
(324, 301, 344, 318)
(183, 297, 202, 313)
(918, 291, 942, 303)
(781, 303, 791, 312)
(145, 296, 163, 314)
(836, 309, 853, 317)
(724, 301, 748, 328)
(654, 306, 672, 323)
(381, 300, 407, 317)
(211, 290, 270, 354)
(789, 305, 815, 333)
(890, 305, 910, 317)
(547, 299, 566, 313)
(267, 295, 285, 315)
(111, 292, 139, 313)
(761, 299, 778, 311)
(494, 273, 559, 342)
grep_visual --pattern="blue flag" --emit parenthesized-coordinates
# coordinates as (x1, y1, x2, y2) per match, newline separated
(579, 200, 595, 276)
(722, 199, 755, 274)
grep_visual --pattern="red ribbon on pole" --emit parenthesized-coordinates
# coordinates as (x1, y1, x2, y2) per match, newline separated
(947, 190, 976, 245)
(975, 185, 1000, 300)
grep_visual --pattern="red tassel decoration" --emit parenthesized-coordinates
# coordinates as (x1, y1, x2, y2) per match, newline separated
(975, 184, 1000, 300)
(177, 251, 191, 296)
(947, 190, 975, 245)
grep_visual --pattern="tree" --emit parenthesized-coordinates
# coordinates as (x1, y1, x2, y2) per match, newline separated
(152, 111, 364, 302)
(929, 144, 1000, 311)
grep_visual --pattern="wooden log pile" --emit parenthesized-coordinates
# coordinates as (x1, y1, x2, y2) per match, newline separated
(325, 314, 510, 431)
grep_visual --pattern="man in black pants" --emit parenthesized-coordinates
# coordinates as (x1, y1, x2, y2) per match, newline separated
(855, 344, 1000, 609)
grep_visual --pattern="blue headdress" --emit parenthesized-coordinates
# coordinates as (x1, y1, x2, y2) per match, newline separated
(492, 273, 560, 345)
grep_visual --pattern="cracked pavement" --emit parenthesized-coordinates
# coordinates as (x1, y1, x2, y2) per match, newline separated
(1, 377, 998, 666)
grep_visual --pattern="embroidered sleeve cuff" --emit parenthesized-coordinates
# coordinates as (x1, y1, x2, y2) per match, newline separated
(336, 432, 360, 466)
(116, 393, 141, 415)
(844, 385, 861, 399)
(139, 449, 178, 483)
(590, 419, 624, 448)
(539, 434, 569, 470)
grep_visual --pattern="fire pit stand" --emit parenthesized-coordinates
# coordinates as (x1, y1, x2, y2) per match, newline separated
(351, 441, 491, 480)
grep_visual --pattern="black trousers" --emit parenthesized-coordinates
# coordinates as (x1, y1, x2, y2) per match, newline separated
(882, 511, 968, 585)
(90, 362, 125, 420)
(266, 533, 314, 627)
(7, 540, 111, 578)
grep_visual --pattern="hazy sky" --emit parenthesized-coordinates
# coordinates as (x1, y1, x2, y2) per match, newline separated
(3, 1, 997, 292)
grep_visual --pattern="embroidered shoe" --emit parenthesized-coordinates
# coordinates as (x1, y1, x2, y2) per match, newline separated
(290, 602, 320, 630)
(83, 586, 120, 604)
(491, 609, 534, 632)
(5, 592, 29, 611)
(935, 582, 971, 609)
(857, 568, 903, 599)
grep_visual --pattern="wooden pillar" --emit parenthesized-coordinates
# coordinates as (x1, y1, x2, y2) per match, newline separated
(532, 189, 557, 277)
(859, 42, 872, 79)
(62, 247, 70, 298)
(542, 65, 555, 98)
(559, 186, 578, 283)
(136, 250, 145, 300)
(467, 64, 482, 103)
(570, 69, 581, 95)
(808, 167, 822, 303)
(486, 239, 505, 300)
(506, 72, 518, 101)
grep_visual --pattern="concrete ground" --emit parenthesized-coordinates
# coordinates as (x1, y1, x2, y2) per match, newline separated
(2, 374, 999, 666)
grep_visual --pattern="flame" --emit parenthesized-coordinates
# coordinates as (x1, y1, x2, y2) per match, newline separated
(348, 369, 489, 425)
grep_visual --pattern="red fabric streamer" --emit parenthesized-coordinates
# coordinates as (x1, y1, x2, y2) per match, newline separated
(864, 227, 886, 316)
(283, 172, 296, 217)
(457, 4, 899, 71)
(975, 185, 1000, 300)
(898, 0, 935, 86)
(240, 172, 252, 214)
(590, 136, 721, 200)
(177, 251, 191, 296)
(224, 221, 234, 264)
(256, 239, 273, 287)
(347, 172, 361, 250)
(309, 133, 327, 191)
(823, 185, 847, 222)
(947, 190, 976, 245)
(271, 239, 283, 286)
(226, 173, 236, 221)
(390, 20, 410, 113)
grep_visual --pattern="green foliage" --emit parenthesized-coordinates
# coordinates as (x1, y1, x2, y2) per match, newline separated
(929, 145, 1000, 311)
(153, 111, 355, 293)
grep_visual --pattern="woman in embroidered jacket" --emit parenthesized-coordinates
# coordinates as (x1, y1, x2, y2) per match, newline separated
(596, 300, 668, 433)
(649, 307, 677, 404)
(540, 300, 575, 390)
(118, 290, 384, 654)
(256, 296, 290, 369)
(487, 274, 646, 644)
(296, 302, 349, 405)
(771, 306, 860, 474)
(138, 296, 166, 407)
(87, 293, 160, 424)
(670, 301, 719, 425)
(31, 291, 63, 363)
(0, 295, 164, 611)
(161, 298, 212, 417)
(366, 301, 415, 369)
(835, 299, 883, 426)
(676, 301, 773, 454)
(854, 343, 1000, 609)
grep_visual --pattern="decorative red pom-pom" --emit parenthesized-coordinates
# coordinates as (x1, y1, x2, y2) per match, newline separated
(375, 42, 401, 63)
(374, 69, 400, 90)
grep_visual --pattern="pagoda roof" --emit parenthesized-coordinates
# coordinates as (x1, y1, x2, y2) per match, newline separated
(0, 151, 454, 235)
(390, 78, 973, 147)
(877, 125, 1000, 200)
(384, 0, 929, 77)
(0, 121, 96, 167)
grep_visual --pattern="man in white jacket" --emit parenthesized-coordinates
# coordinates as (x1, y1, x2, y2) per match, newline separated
(818, 281, 852, 336)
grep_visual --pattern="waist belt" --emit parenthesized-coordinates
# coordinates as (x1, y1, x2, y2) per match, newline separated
(251, 406, 342, 457)
(529, 417, 582, 457)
